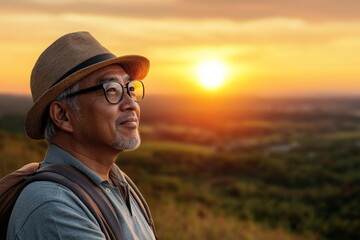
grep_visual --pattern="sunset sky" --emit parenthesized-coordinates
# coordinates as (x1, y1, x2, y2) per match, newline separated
(0, 0, 359, 97)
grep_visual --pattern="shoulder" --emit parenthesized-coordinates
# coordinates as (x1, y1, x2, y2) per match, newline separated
(15, 180, 81, 212)
(7, 181, 103, 240)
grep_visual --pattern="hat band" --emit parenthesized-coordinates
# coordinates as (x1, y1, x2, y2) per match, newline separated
(52, 53, 116, 87)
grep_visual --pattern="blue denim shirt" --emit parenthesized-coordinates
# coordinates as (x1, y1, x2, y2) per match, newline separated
(7, 144, 156, 240)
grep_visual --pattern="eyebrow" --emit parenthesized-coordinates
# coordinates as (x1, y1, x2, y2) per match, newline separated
(97, 75, 132, 85)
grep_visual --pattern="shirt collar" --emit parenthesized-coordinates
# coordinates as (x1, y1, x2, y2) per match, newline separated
(109, 164, 127, 184)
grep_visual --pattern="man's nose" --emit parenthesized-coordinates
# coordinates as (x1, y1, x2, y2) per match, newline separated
(119, 91, 140, 113)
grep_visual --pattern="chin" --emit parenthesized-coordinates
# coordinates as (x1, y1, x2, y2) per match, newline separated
(111, 136, 141, 151)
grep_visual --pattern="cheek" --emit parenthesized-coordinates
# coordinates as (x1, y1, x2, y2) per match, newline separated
(77, 97, 120, 132)
(76, 106, 114, 133)
(93, 106, 119, 128)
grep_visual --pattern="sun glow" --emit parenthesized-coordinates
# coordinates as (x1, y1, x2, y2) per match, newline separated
(196, 59, 227, 90)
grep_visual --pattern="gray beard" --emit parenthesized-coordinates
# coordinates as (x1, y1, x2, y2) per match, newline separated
(111, 132, 141, 151)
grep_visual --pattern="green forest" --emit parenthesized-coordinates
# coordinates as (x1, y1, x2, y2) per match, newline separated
(0, 96, 359, 240)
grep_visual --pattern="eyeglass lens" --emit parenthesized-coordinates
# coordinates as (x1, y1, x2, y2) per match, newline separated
(103, 80, 144, 104)
(128, 80, 144, 102)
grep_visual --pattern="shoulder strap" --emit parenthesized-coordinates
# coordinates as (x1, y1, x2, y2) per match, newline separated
(120, 170, 158, 240)
(28, 165, 123, 240)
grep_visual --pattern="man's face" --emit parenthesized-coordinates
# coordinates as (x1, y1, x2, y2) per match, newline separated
(70, 64, 141, 152)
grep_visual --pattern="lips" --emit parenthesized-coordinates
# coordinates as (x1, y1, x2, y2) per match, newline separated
(119, 117, 139, 128)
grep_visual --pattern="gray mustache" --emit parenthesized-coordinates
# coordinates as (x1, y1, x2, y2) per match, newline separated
(115, 114, 139, 127)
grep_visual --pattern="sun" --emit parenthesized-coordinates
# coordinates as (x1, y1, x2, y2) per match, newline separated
(196, 59, 227, 90)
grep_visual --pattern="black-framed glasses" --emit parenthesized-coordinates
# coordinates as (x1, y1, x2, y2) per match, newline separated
(66, 80, 145, 104)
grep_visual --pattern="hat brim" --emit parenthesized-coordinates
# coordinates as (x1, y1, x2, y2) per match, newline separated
(25, 55, 149, 140)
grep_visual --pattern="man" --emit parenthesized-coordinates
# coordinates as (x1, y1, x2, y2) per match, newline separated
(7, 31, 157, 240)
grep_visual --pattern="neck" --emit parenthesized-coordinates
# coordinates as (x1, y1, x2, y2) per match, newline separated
(50, 136, 119, 180)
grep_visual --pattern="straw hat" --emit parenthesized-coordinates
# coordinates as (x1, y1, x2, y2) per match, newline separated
(25, 31, 150, 140)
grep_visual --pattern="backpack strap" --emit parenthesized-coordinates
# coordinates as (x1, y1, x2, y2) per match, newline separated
(28, 164, 123, 240)
(120, 170, 158, 240)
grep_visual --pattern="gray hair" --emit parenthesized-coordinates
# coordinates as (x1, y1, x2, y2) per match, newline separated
(44, 82, 80, 141)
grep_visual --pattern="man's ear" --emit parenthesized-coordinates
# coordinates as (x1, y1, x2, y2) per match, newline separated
(49, 101, 74, 133)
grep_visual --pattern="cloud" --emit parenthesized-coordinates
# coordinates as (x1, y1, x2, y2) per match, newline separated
(1, 0, 360, 21)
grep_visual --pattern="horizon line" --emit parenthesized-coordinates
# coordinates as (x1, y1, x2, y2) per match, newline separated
(2, 92, 360, 100)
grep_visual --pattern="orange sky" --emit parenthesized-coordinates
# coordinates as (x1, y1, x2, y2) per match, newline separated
(0, 0, 359, 97)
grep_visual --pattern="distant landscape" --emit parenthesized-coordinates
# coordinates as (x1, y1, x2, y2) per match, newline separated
(0, 94, 359, 240)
